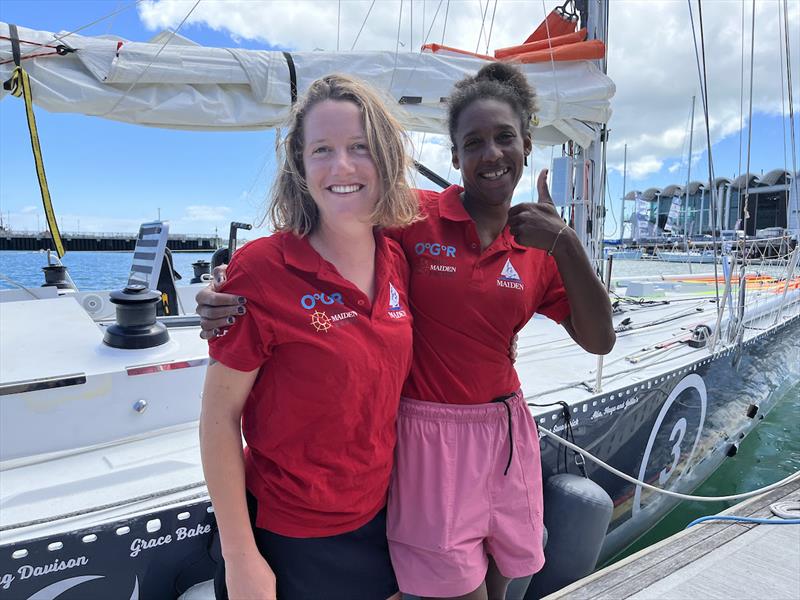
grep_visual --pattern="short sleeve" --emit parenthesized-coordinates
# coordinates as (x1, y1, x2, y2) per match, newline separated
(207, 254, 275, 372)
(536, 256, 572, 324)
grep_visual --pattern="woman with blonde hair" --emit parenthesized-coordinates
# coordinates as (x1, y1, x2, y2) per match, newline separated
(201, 73, 417, 600)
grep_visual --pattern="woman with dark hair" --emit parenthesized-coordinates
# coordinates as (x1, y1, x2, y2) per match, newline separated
(199, 62, 614, 600)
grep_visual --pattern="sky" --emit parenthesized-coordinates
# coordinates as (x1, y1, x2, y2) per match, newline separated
(0, 0, 798, 239)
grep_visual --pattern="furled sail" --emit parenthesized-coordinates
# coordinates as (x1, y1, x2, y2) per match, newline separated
(0, 22, 614, 147)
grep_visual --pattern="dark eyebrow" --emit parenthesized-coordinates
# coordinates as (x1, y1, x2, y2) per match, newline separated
(460, 123, 517, 139)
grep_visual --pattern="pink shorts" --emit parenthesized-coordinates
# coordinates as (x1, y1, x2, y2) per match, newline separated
(386, 391, 545, 597)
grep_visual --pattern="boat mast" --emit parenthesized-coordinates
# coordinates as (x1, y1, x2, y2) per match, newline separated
(574, 0, 608, 268)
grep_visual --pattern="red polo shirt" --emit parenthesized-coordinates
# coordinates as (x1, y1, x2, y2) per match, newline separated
(208, 230, 413, 537)
(390, 185, 570, 405)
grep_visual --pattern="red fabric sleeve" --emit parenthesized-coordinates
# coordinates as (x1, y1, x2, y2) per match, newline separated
(537, 256, 572, 324)
(207, 253, 275, 372)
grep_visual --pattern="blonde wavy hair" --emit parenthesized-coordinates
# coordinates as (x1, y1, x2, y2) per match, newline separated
(269, 74, 419, 236)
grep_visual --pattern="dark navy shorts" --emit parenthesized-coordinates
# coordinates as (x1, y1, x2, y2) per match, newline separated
(214, 492, 398, 600)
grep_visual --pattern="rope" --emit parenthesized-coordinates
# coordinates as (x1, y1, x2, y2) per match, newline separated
(537, 425, 800, 503)
(686, 515, 800, 528)
(3, 31, 66, 257)
(771, 500, 800, 519)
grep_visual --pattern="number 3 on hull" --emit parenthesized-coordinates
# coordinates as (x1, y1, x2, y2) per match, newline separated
(633, 374, 708, 515)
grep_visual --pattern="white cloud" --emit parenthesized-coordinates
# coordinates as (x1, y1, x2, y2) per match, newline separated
(183, 205, 232, 222)
(19, 205, 38, 214)
(137, 0, 800, 183)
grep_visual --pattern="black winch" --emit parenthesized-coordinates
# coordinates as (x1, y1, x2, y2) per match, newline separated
(103, 284, 170, 349)
(41, 264, 76, 291)
(190, 259, 211, 284)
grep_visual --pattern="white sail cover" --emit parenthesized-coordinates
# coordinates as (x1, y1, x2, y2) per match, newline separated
(0, 23, 614, 147)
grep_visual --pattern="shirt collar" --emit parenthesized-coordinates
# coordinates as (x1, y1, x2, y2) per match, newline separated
(503, 226, 528, 251)
(282, 232, 323, 273)
(282, 228, 391, 273)
(439, 185, 527, 251)
(437, 185, 473, 222)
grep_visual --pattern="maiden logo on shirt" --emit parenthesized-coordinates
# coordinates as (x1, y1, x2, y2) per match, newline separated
(497, 259, 525, 290)
(302, 290, 358, 331)
(387, 283, 408, 319)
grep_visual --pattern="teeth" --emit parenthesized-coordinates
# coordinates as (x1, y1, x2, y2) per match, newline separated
(329, 185, 362, 193)
(481, 168, 509, 180)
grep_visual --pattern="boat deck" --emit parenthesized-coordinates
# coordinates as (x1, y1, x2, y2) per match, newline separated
(543, 478, 800, 600)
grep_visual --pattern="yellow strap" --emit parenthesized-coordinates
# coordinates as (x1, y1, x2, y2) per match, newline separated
(161, 292, 171, 315)
(10, 66, 65, 257)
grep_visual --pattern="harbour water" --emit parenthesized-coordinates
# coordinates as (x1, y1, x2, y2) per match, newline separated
(1, 249, 798, 558)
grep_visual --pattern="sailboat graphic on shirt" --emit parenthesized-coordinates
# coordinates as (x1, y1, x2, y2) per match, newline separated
(497, 259, 525, 290)
(387, 282, 407, 318)
(499, 259, 522, 282)
(388, 283, 402, 311)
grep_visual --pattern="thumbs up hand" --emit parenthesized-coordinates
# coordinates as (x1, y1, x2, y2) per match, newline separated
(507, 169, 571, 251)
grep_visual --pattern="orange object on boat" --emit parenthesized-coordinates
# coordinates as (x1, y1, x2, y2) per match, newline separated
(508, 40, 606, 64)
(420, 43, 495, 61)
(422, 3, 605, 65)
(494, 29, 587, 59)
(524, 7, 578, 43)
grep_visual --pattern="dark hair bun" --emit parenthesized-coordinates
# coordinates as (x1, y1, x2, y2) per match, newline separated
(448, 62, 537, 142)
(475, 63, 534, 114)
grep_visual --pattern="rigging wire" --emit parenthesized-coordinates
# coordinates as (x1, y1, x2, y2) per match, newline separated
(777, 1, 789, 181)
(738, 0, 745, 182)
(475, 0, 492, 55)
(337, 0, 341, 51)
(389, 0, 404, 91)
(782, 0, 799, 225)
(350, 0, 377, 50)
(441, 0, 450, 44)
(14, 0, 146, 62)
(410, 0, 413, 50)
(485, 0, 499, 56)
(741, 0, 756, 244)
(687, 0, 722, 340)
(100, 0, 202, 118)
(421, 0, 445, 50)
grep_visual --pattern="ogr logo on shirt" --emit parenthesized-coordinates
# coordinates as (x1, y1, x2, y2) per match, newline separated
(415, 242, 456, 258)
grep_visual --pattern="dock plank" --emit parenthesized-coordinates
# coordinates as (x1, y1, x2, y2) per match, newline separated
(545, 479, 800, 600)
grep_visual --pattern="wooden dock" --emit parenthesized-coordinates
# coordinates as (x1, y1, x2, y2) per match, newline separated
(544, 478, 800, 600)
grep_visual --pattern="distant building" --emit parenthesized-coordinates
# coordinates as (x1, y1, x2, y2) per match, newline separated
(621, 170, 799, 240)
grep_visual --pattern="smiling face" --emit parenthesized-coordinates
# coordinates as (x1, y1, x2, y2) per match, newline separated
(302, 99, 379, 226)
(451, 98, 532, 208)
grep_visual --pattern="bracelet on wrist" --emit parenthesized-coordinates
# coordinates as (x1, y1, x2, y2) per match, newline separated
(547, 224, 570, 256)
